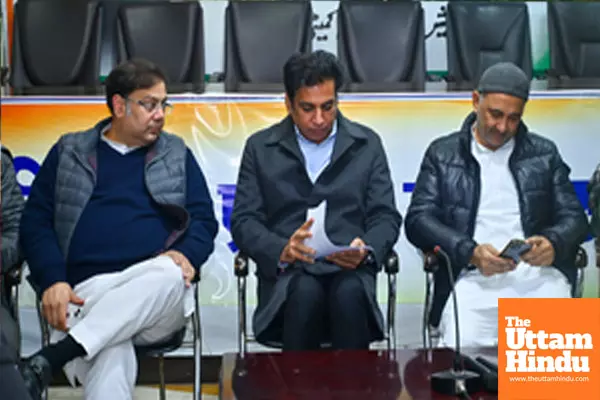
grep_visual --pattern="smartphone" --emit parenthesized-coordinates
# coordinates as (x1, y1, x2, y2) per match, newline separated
(499, 239, 532, 264)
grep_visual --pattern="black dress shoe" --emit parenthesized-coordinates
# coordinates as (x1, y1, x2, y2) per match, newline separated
(20, 354, 53, 400)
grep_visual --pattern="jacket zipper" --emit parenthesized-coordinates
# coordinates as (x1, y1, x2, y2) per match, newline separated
(508, 152, 527, 237)
(468, 154, 481, 238)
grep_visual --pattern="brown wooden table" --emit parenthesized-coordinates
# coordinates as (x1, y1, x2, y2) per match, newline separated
(219, 347, 498, 400)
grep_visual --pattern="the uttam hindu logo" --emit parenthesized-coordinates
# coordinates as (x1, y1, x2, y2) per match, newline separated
(504, 315, 592, 373)
(498, 298, 600, 400)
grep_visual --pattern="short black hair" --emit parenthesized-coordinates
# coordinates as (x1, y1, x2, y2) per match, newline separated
(104, 58, 167, 114)
(283, 50, 343, 102)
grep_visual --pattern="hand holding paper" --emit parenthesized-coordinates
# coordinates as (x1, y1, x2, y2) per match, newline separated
(326, 237, 369, 269)
(304, 201, 372, 266)
(279, 219, 317, 264)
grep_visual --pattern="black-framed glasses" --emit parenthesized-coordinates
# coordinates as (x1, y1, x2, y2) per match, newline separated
(127, 97, 173, 116)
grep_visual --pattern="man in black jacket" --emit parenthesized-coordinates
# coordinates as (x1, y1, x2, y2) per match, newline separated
(405, 62, 589, 347)
(231, 51, 402, 351)
(589, 164, 600, 237)
(1, 145, 25, 279)
(1, 146, 32, 399)
(589, 164, 600, 269)
(1, 144, 24, 352)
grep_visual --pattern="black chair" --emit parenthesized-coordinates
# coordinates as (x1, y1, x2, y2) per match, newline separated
(26, 275, 203, 400)
(115, 0, 205, 93)
(10, 0, 103, 95)
(337, 0, 426, 92)
(234, 250, 400, 356)
(421, 246, 589, 349)
(547, 1, 600, 89)
(445, 1, 533, 91)
(224, 0, 313, 93)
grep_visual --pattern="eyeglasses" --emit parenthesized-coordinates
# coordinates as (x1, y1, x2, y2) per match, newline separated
(127, 97, 173, 116)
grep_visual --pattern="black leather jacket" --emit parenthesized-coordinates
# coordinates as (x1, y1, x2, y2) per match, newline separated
(589, 164, 600, 236)
(405, 112, 589, 326)
(1, 147, 24, 274)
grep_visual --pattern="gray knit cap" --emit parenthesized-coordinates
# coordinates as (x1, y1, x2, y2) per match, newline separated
(477, 62, 530, 101)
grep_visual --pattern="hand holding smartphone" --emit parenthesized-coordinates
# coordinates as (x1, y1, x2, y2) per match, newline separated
(499, 239, 532, 264)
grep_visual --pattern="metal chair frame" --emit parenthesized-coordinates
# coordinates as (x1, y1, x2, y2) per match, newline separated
(234, 251, 400, 357)
(421, 246, 590, 350)
(28, 276, 203, 400)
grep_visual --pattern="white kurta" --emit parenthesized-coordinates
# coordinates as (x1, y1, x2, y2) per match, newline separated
(51, 256, 194, 400)
(438, 132, 571, 348)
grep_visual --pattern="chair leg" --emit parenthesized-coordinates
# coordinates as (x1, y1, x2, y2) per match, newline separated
(423, 272, 435, 350)
(158, 356, 166, 400)
(575, 268, 584, 298)
(11, 283, 21, 356)
(423, 272, 437, 362)
(238, 276, 248, 357)
(386, 272, 397, 350)
(193, 303, 202, 400)
(34, 298, 49, 400)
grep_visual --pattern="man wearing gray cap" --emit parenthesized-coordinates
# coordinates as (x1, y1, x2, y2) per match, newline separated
(404, 62, 589, 347)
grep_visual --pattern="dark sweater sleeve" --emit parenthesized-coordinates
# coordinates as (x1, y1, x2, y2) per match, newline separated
(19, 144, 67, 294)
(171, 150, 219, 271)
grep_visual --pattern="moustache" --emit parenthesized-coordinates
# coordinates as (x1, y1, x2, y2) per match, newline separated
(489, 129, 508, 137)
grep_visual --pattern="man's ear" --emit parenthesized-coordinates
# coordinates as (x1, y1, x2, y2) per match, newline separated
(112, 94, 127, 118)
(284, 94, 293, 114)
(472, 91, 481, 113)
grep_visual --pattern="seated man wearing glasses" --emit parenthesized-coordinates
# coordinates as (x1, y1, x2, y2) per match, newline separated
(19, 59, 218, 400)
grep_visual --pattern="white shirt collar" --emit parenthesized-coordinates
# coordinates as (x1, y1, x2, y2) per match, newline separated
(294, 119, 338, 146)
(471, 123, 515, 154)
(100, 124, 141, 155)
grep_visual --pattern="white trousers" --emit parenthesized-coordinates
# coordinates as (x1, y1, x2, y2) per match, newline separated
(439, 263, 571, 348)
(50, 255, 195, 400)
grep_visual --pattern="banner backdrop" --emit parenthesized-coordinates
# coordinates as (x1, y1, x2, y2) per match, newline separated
(1, 92, 599, 310)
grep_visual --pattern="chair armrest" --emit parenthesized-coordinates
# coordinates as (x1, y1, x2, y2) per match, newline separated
(575, 246, 588, 269)
(3, 263, 23, 287)
(0, 66, 9, 86)
(596, 239, 600, 269)
(383, 250, 400, 274)
(234, 252, 249, 277)
(423, 251, 440, 273)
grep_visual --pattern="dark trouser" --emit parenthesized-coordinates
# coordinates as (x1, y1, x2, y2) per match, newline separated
(1, 303, 33, 400)
(282, 269, 372, 351)
(0, 364, 34, 400)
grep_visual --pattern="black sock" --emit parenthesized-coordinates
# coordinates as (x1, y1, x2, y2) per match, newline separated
(36, 335, 87, 373)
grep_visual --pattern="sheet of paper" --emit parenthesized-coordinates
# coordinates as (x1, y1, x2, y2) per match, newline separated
(304, 201, 373, 259)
